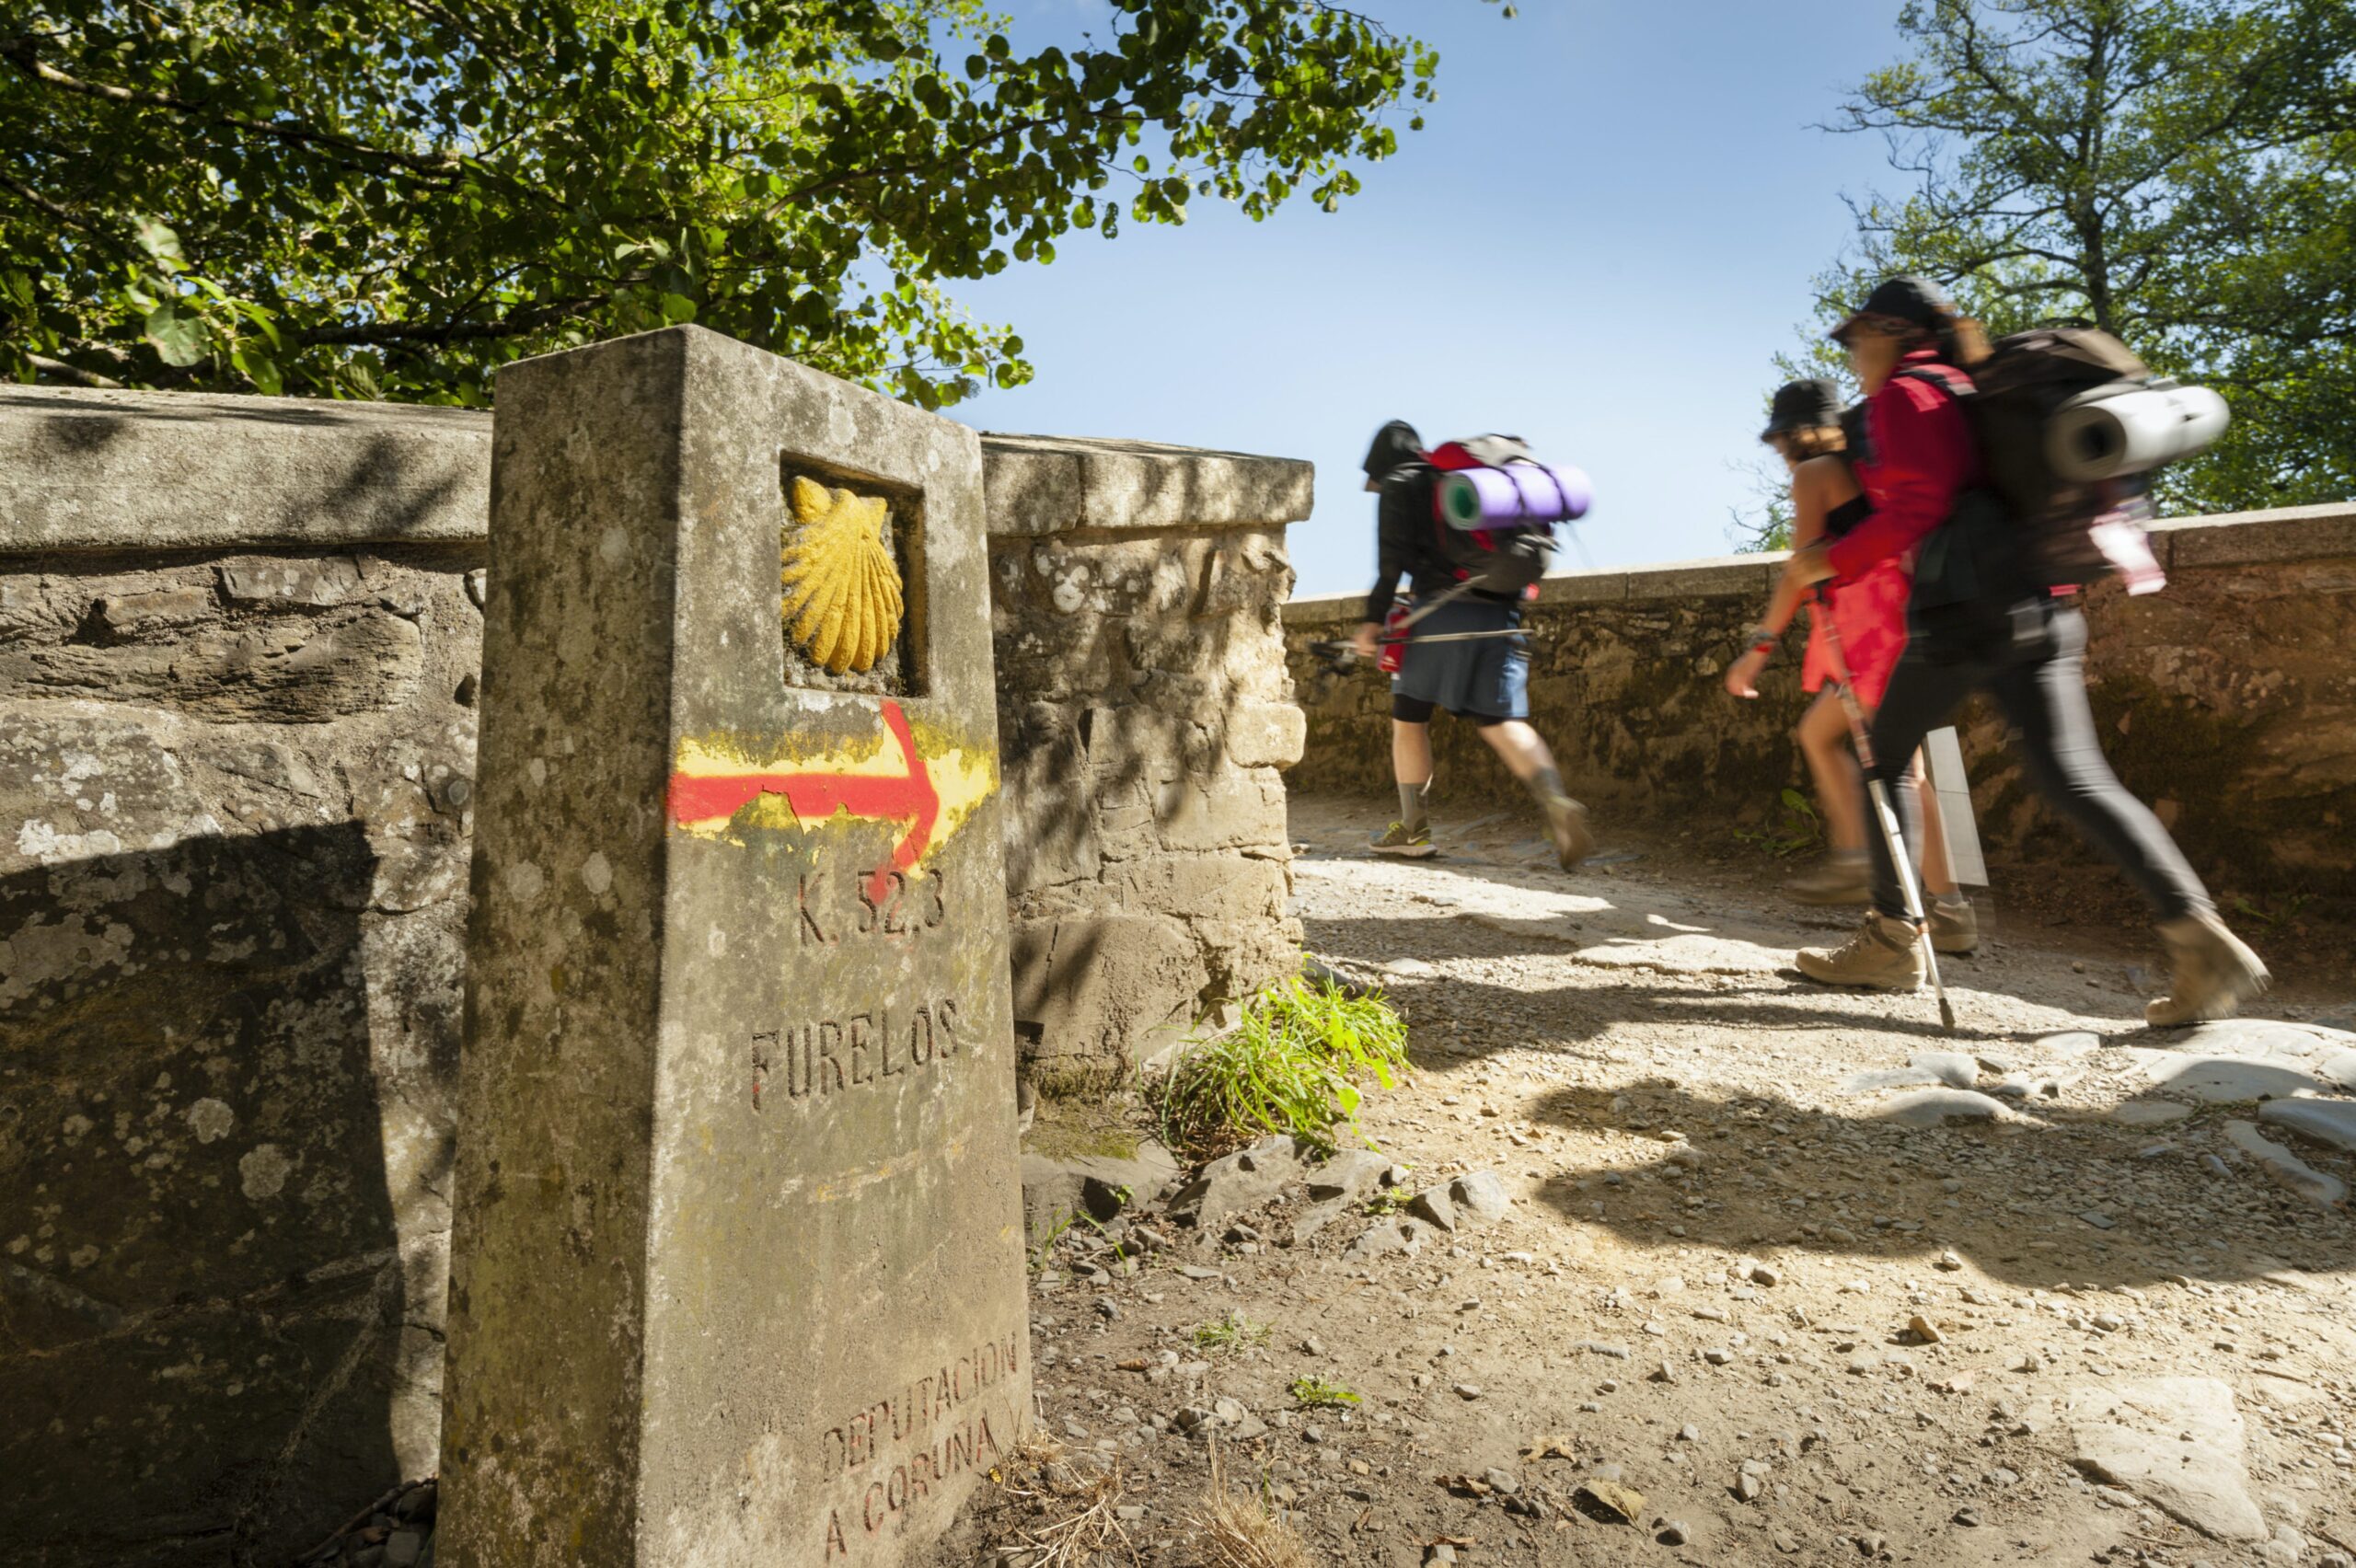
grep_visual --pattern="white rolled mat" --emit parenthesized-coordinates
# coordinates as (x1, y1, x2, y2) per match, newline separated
(2048, 385, 2230, 480)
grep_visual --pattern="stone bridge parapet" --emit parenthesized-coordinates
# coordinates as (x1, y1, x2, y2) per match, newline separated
(1281, 503, 2356, 898)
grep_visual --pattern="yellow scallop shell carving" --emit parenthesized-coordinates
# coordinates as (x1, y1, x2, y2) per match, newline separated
(781, 476, 904, 674)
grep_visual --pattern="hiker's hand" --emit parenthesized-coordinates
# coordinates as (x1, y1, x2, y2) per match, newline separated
(1725, 647, 1769, 699)
(1352, 622, 1380, 659)
(1784, 540, 1836, 587)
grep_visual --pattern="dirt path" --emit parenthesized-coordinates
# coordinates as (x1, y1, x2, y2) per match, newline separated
(940, 795, 2356, 1568)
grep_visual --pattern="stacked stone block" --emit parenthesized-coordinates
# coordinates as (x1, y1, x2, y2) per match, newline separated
(982, 434, 1312, 1087)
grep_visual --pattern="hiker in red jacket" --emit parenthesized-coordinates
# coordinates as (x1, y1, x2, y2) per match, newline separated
(1780, 277, 2266, 1026)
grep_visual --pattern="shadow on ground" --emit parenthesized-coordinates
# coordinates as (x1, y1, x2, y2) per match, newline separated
(1516, 1071, 2356, 1298)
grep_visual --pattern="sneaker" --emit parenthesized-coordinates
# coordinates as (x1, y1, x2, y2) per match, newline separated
(1369, 821, 1437, 859)
(1784, 856, 1870, 906)
(2145, 908, 2270, 1027)
(1928, 899, 1979, 955)
(1796, 912, 1925, 990)
(1542, 795, 1597, 871)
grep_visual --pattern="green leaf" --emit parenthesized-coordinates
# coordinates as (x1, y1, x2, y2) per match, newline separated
(143, 304, 207, 367)
(662, 293, 698, 324)
(132, 217, 185, 271)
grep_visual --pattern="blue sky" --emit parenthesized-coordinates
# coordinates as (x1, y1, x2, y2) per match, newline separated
(951, 1, 1918, 602)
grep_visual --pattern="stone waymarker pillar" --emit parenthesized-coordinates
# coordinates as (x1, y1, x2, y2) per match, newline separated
(438, 327, 1028, 1565)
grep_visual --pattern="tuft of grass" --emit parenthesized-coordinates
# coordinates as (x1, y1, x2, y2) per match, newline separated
(1191, 1311, 1272, 1353)
(1028, 1201, 1127, 1275)
(1156, 972, 1410, 1157)
(1194, 1438, 1311, 1568)
(1735, 787, 1822, 859)
(997, 1441, 1138, 1568)
(2232, 892, 2312, 930)
(1287, 1376, 1359, 1409)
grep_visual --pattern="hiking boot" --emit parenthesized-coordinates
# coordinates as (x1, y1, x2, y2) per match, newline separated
(1784, 854, 1870, 906)
(1542, 794, 1596, 871)
(1796, 912, 1925, 990)
(1928, 898, 1979, 955)
(2145, 908, 2270, 1027)
(1369, 821, 1437, 859)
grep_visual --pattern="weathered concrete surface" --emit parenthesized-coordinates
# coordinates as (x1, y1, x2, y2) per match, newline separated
(435, 327, 1028, 1566)
(0, 384, 491, 550)
(979, 432, 1314, 537)
(0, 556, 476, 1564)
(1285, 504, 2356, 896)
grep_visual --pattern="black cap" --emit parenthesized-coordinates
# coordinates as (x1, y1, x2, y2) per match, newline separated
(1831, 274, 1958, 344)
(1361, 420, 1424, 480)
(1761, 378, 1844, 441)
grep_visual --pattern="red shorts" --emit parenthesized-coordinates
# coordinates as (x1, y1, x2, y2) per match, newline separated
(1802, 559, 1911, 711)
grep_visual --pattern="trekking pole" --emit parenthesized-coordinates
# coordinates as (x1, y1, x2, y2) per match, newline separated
(1378, 629, 1531, 646)
(1302, 630, 1533, 683)
(1811, 585, 1957, 1032)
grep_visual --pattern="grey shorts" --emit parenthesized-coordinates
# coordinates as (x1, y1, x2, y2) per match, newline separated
(1390, 598, 1529, 722)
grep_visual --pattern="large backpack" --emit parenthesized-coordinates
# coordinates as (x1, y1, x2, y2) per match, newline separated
(1895, 328, 2215, 594)
(1420, 433, 1588, 597)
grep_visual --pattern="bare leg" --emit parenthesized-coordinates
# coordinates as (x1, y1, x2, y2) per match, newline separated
(1392, 719, 1434, 790)
(1796, 693, 1865, 853)
(1384, 719, 1436, 839)
(1475, 718, 1554, 780)
(1479, 720, 1595, 869)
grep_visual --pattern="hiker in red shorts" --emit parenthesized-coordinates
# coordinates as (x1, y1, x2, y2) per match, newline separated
(1725, 379, 1974, 954)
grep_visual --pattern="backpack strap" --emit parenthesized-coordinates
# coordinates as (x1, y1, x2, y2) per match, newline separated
(1893, 365, 1972, 401)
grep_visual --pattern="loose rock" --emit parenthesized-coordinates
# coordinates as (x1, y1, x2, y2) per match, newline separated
(2223, 1120, 2348, 1208)
(1873, 1089, 2007, 1127)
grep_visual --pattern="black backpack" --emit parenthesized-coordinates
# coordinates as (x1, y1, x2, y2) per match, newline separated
(1894, 328, 2164, 609)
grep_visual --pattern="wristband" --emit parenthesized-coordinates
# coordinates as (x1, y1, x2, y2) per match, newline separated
(1746, 625, 1779, 654)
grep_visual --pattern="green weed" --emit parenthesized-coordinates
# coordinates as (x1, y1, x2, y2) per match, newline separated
(1736, 787, 1822, 859)
(1155, 973, 1411, 1157)
(1288, 1376, 1360, 1409)
(1028, 1197, 1129, 1275)
(1191, 1311, 1273, 1353)
(2232, 893, 2313, 929)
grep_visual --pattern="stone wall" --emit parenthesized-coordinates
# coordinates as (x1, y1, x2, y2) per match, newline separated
(0, 386, 1306, 1565)
(983, 435, 1308, 1089)
(1282, 503, 2356, 898)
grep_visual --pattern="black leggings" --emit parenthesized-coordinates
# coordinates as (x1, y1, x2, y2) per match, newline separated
(1862, 600, 2211, 924)
(1392, 694, 1504, 728)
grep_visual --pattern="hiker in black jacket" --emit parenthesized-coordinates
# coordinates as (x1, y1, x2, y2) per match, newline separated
(1353, 420, 1596, 869)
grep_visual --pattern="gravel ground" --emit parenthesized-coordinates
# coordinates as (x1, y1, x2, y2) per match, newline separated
(930, 794, 2356, 1568)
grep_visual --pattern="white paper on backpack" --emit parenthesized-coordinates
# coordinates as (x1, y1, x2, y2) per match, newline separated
(1923, 727, 1987, 887)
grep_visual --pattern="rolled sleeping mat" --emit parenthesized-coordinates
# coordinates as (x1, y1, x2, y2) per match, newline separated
(1436, 462, 1592, 529)
(2047, 385, 2230, 481)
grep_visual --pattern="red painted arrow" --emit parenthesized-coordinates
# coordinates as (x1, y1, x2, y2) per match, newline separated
(667, 702, 940, 900)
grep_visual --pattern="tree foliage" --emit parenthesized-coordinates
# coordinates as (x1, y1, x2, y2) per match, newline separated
(1795, 0, 2354, 519)
(1, 2, 1462, 407)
